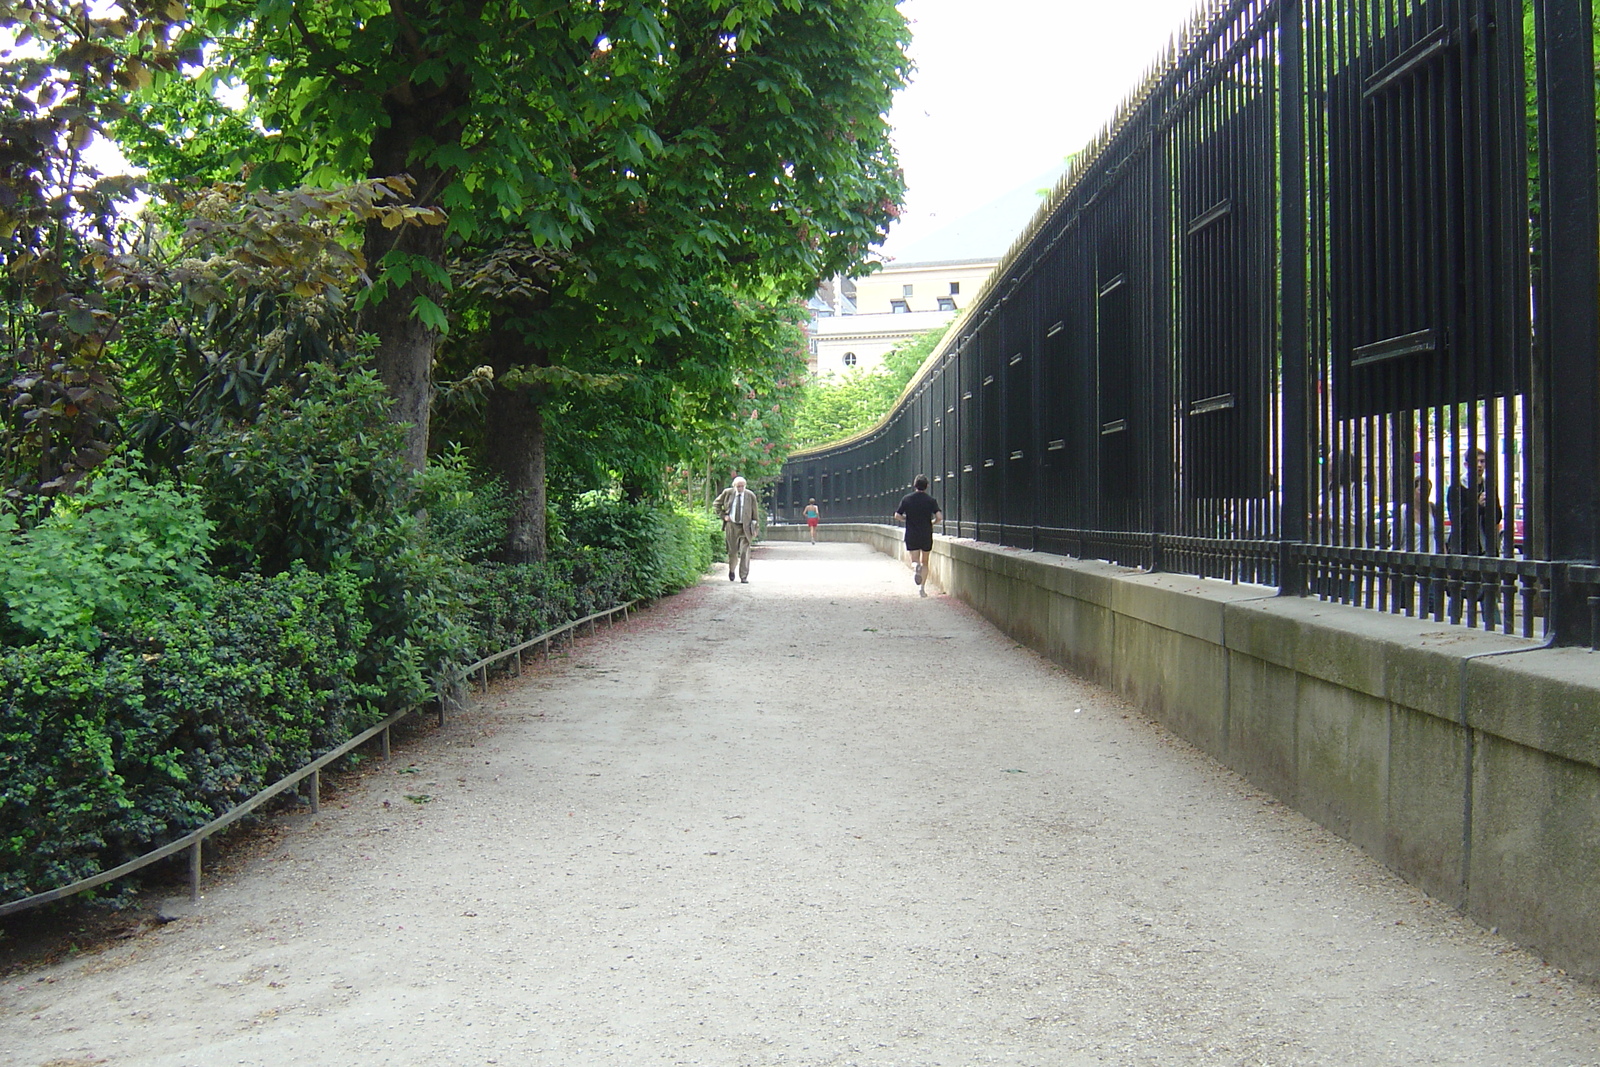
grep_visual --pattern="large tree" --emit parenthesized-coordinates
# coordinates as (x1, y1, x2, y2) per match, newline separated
(173, 1, 905, 560)
(189, 0, 674, 467)
(191, 0, 904, 478)
(462, 0, 908, 558)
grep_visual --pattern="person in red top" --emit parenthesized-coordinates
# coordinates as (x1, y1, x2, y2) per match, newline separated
(894, 475, 942, 597)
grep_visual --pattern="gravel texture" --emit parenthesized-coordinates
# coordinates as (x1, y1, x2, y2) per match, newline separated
(5, 540, 1600, 1066)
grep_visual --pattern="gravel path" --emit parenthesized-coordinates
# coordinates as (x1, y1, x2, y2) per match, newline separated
(6, 540, 1600, 1067)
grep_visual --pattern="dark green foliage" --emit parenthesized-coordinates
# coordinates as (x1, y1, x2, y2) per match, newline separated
(459, 498, 714, 658)
(414, 447, 514, 564)
(188, 362, 472, 707)
(463, 551, 624, 657)
(189, 362, 414, 574)
(0, 567, 375, 900)
(0, 458, 716, 900)
(562, 494, 720, 599)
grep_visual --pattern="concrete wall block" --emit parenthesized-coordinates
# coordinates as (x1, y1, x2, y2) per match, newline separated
(1465, 648, 1600, 772)
(1383, 637, 1474, 725)
(1048, 589, 1115, 684)
(1384, 708, 1469, 903)
(1469, 733, 1600, 981)
(1291, 614, 1390, 700)
(1294, 676, 1391, 854)
(997, 570, 1051, 651)
(1223, 599, 1302, 671)
(1110, 575, 1228, 644)
(1112, 613, 1229, 755)
(1030, 555, 1083, 598)
(993, 549, 1034, 584)
(1065, 561, 1130, 608)
(1224, 651, 1298, 797)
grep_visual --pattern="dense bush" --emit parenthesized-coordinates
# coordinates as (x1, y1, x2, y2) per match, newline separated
(0, 566, 376, 899)
(188, 364, 472, 707)
(0, 413, 723, 900)
(415, 447, 513, 564)
(0, 467, 215, 649)
(563, 494, 721, 599)
(189, 362, 416, 574)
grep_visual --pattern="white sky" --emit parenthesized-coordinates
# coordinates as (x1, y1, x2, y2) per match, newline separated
(883, 0, 1205, 254)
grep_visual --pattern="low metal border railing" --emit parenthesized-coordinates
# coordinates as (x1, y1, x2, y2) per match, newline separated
(0, 599, 639, 919)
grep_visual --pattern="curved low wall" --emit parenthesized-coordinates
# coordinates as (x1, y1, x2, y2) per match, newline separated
(765, 523, 1600, 980)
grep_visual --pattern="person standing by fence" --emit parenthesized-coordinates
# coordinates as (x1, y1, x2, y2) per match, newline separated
(716, 476, 759, 583)
(894, 475, 942, 597)
(1447, 448, 1503, 626)
(804, 498, 820, 544)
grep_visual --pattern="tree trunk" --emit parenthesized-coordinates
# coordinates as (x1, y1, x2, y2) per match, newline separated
(485, 316, 549, 562)
(363, 80, 466, 471)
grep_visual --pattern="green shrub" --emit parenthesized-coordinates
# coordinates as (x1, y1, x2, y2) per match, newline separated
(414, 446, 512, 563)
(188, 363, 413, 575)
(0, 566, 376, 899)
(188, 363, 472, 706)
(0, 466, 214, 649)
(458, 546, 633, 659)
(662, 505, 723, 592)
(562, 494, 719, 599)
(0, 409, 725, 901)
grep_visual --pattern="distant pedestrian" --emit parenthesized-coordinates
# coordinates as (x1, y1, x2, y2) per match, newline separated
(715, 475, 760, 583)
(894, 475, 942, 597)
(1446, 447, 1503, 625)
(1446, 448, 1502, 556)
(803, 498, 820, 543)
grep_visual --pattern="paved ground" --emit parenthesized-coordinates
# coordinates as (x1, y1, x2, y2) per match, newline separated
(5, 540, 1600, 1067)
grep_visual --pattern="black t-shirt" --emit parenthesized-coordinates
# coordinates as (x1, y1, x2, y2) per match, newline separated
(896, 490, 941, 532)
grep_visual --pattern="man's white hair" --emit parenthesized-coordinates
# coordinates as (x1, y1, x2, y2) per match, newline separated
(733, 476, 747, 488)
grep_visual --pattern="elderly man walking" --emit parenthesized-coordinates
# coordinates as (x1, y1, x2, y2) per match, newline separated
(714, 475, 760, 583)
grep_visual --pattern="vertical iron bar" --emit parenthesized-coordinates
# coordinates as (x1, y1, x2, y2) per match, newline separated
(1279, 0, 1309, 595)
(1534, 0, 1600, 645)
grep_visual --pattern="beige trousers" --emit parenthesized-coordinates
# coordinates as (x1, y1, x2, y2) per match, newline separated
(724, 521, 753, 580)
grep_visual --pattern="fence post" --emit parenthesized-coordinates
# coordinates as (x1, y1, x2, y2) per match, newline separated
(381, 725, 391, 761)
(307, 769, 320, 814)
(189, 839, 202, 902)
(1534, 0, 1600, 646)
(1278, 0, 1309, 598)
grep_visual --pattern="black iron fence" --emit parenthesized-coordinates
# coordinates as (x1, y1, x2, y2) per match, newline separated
(778, 0, 1600, 646)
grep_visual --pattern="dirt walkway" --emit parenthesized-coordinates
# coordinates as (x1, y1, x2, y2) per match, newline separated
(6, 541, 1600, 1067)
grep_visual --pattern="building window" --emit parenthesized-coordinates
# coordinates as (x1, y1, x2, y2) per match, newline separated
(890, 300, 910, 314)
(949, 282, 960, 295)
(843, 351, 857, 367)
(902, 284, 914, 298)
(937, 297, 956, 311)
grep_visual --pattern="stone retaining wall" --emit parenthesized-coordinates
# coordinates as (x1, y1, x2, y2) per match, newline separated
(764, 524, 1600, 979)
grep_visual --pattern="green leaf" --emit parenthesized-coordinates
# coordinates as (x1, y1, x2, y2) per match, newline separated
(412, 294, 449, 334)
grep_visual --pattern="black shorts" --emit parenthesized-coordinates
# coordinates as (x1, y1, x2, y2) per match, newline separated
(904, 529, 933, 552)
